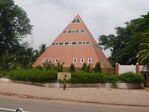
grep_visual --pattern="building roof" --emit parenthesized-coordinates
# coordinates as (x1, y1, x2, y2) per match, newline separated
(33, 15, 111, 69)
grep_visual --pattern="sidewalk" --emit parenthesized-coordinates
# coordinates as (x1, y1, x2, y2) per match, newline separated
(0, 81, 149, 107)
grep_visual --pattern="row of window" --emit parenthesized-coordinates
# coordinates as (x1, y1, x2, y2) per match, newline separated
(42, 58, 59, 63)
(63, 29, 85, 34)
(41, 58, 93, 64)
(52, 41, 91, 46)
(73, 58, 92, 64)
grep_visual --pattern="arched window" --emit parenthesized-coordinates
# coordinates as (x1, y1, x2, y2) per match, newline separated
(87, 58, 92, 63)
(73, 58, 77, 63)
(80, 58, 84, 63)
(55, 58, 59, 63)
(42, 58, 46, 63)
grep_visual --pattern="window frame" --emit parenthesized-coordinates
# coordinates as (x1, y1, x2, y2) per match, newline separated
(55, 58, 59, 63)
(72, 42, 76, 45)
(73, 58, 77, 64)
(80, 58, 84, 63)
(81, 29, 85, 32)
(87, 58, 92, 63)
(78, 42, 83, 45)
(59, 42, 63, 45)
(42, 58, 46, 63)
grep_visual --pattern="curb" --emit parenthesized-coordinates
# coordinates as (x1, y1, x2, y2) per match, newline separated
(0, 92, 149, 107)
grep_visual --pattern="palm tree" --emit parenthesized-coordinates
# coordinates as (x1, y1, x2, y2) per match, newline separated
(137, 43, 149, 65)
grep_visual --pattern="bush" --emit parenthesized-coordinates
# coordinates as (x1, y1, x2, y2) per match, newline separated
(69, 72, 144, 84)
(81, 63, 92, 72)
(6, 69, 57, 83)
(119, 72, 144, 83)
(69, 71, 106, 83)
(106, 75, 119, 83)
(0, 72, 3, 78)
(69, 63, 75, 72)
(93, 62, 101, 72)
(1, 69, 144, 84)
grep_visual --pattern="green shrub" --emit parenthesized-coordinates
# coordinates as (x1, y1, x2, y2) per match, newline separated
(69, 63, 75, 72)
(0, 71, 7, 78)
(55, 62, 64, 72)
(6, 69, 57, 83)
(106, 75, 119, 83)
(119, 72, 144, 83)
(93, 62, 101, 72)
(0, 72, 3, 78)
(69, 71, 106, 83)
(69, 72, 144, 84)
(1, 69, 144, 84)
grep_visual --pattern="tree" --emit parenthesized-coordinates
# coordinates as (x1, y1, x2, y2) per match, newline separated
(56, 62, 64, 72)
(0, 0, 32, 70)
(81, 63, 88, 72)
(86, 64, 91, 73)
(81, 63, 91, 72)
(93, 62, 101, 72)
(69, 63, 75, 72)
(137, 43, 149, 65)
(0, 0, 32, 54)
(39, 43, 46, 54)
(99, 13, 149, 66)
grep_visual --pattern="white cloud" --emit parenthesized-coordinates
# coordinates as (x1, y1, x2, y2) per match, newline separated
(14, 0, 149, 57)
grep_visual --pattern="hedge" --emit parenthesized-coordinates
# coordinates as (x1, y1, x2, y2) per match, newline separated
(0, 70, 144, 84)
(5, 69, 57, 83)
(120, 72, 144, 83)
(69, 71, 144, 84)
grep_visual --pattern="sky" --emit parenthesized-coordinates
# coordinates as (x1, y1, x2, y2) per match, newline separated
(14, 0, 149, 57)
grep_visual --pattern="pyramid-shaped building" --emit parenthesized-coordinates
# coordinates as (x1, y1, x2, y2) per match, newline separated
(33, 15, 111, 72)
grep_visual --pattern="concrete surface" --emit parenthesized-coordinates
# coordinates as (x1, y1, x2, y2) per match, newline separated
(0, 81, 149, 107)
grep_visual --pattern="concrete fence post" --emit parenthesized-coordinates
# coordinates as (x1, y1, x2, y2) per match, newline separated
(115, 63, 119, 75)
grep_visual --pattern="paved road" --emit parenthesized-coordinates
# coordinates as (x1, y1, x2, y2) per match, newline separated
(0, 95, 149, 112)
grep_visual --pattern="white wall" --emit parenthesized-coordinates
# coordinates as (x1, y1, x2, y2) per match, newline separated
(140, 65, 149, 72)
(118, 65, 149, 74)
(119, 65, 136, 74)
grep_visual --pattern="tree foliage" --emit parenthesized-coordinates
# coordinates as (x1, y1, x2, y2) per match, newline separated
(137, 43, 149, 65)
(99, 13, 149, 65)
(81, 63, 91, 72)
(93, 62, 101, 72)
(0, 0, 33, 70)
(39, 43, 46, 54)
(69, 63, 75, 72)
(0, 0, 32, 53)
